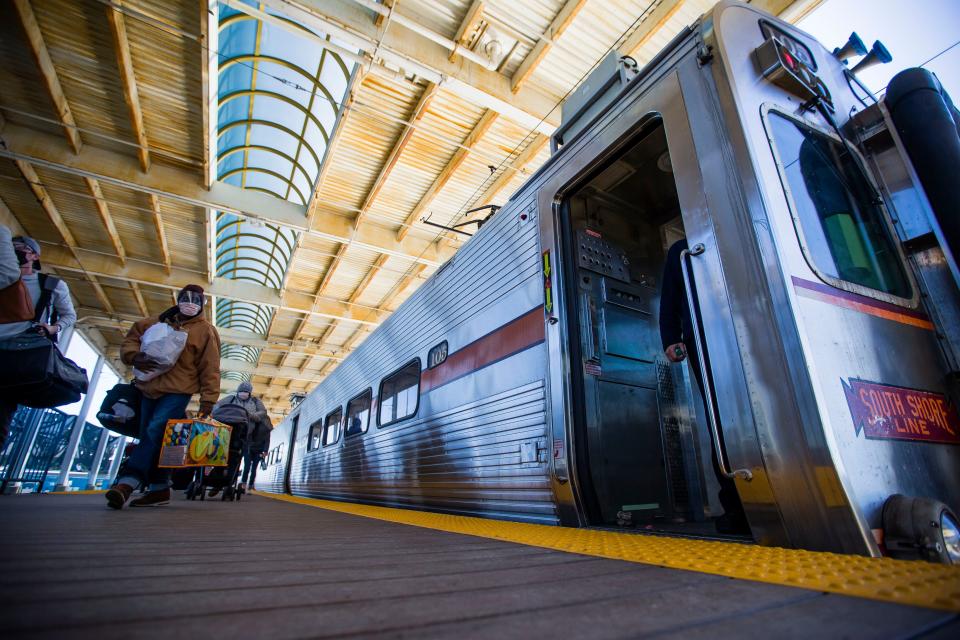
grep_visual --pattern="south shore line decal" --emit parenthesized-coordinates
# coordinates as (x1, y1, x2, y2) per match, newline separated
(843, 378, 960, 444)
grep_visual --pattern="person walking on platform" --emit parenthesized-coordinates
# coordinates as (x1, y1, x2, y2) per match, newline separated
(0, 229, 76, 448)
(106, 285, 220, 509)
(210, 380, 272, 496)
(659, 238, 749, 535)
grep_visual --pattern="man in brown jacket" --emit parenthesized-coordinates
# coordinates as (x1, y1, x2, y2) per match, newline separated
(106, 284, 221, 508)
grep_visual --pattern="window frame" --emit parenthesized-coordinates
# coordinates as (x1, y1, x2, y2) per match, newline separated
(760, 104, 918, 308)
(321, 406, 343, 448)
(377, 358, 422, 429)
(344, 388, 373, 439)
(307, 418, 323, 452)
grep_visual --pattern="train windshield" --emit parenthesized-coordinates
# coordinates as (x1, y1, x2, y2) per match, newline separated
(766, 112, 912, 300)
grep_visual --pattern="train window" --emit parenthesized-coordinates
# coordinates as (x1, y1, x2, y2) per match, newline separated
(764, 110, 913, 302)
(322, 407, 342, 447)
(427, 341, 448, 369)
(345, 389, 372, 437)
(307, 418, 323, 451)
(378, 359, 421, 427)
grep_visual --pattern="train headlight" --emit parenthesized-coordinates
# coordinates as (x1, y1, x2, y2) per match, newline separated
(941, 510, 960, 564)
(882, 494, 960, 564)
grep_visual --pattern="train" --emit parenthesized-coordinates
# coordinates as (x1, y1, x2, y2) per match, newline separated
(257, 0, 960, 562)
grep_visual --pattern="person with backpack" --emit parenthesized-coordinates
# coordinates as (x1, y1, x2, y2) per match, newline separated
(0, 231, 76, 448)
(210, 381, 272, 495)
(105, 284, 221, 509)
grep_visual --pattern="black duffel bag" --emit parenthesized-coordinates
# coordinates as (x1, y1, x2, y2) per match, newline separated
(0, 333, 88, 408)
(96, 382, 142, 438)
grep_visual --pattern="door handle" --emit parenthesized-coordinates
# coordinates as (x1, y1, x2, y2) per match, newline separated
(680, 244, 752, 482)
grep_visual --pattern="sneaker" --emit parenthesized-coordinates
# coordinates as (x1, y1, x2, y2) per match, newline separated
(208, 487, 221, 498)
(105, 483, 134, 510)
(129, 488, 171, 508)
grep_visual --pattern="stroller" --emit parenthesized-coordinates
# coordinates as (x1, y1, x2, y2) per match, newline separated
(185, 407, 248, 501)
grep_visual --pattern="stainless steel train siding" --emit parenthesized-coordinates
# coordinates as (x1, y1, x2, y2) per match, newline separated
(261, 195, 556, 523)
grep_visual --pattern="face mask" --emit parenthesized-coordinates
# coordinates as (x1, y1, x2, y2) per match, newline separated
(14, 249, 29, 266)
(237, 392, 250, 401)
(178, 302, 201, 317)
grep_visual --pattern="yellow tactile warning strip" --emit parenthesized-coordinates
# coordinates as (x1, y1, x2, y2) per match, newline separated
(258, 491, 960, 612)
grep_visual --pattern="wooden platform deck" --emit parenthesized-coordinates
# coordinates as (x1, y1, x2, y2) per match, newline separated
(0, 493, 956, 639)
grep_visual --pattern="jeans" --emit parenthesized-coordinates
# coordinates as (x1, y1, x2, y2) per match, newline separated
(117, 393, 191, 492)
(241, 446, 264, 486)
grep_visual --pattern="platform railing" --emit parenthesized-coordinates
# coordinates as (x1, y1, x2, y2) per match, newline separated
(0, 407, 74, 494)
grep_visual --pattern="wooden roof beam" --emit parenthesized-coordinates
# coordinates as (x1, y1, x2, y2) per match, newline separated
(0, 123, 456, 267)
(510, 0, 586, 93)
(247, 0, 559, 134)
(131, 282, 148, 316)
(106, 2, 151, 172)
(34, 243, 388, 325)
(12, 0, 82, 154)
(474, 133, 549, 208)
(84, 178, 126, 266)
(449, 0, 485, 62)
(619, 0, 686, 58)
(396, 110, 498, 241)
(149, 195, 172, 275)
(280, 80, 441, 368)
(14, 160, 114, 314)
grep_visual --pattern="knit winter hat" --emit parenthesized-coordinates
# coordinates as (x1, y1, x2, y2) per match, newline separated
(179, 284, 205, 297)
(238, 381, 253, 394)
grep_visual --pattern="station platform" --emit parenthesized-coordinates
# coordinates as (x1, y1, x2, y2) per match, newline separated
(1, 492, 958, 639)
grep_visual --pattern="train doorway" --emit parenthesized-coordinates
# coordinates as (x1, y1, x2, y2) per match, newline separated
(558, 117, 751, 539)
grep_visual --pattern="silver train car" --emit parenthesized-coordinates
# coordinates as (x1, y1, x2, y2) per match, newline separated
(259, 1, 960, 561)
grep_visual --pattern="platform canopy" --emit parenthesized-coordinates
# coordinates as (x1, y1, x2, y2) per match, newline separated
(0, 0, 819, 417)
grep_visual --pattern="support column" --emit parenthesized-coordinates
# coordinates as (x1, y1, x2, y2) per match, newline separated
(54, 355, 104, 491)
(85, 429, 109, 490)
(1, 408, 44, 494)
(106, 435, 127, 484)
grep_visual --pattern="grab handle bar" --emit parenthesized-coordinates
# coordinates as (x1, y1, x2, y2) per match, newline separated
(680, 244, 752, 482)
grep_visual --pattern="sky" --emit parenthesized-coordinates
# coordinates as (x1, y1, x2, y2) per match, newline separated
(797, 0, 960, 99)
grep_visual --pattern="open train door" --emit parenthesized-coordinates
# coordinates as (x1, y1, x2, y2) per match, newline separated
(539, 53, 782, 543)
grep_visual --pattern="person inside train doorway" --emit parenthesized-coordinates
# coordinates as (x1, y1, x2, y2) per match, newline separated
(106, 284, 221, 509)
(0, 229, 76, 449)
(659, 238, 749, 535)
(211, 380, 272, 496)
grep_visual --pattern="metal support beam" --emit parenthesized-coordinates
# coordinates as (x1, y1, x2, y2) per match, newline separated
(86, 428, 110, 490)
(106, 1, 151, 172)
(78, 311, 345, 360)
(511, 0, 587, 93)
(12, 0, 83, 154)
(0, 123, 453, 266)
(106, 435, 127, 484)
(54, 355, 104, 491)
(35, 244, 388, 325)
(396, 110, 499, 241)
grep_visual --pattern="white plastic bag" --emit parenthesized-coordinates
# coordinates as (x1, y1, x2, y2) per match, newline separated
(134, 322, 188, 382)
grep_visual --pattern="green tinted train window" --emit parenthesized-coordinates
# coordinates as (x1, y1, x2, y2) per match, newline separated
(767, 112, 911, 300)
